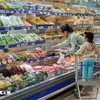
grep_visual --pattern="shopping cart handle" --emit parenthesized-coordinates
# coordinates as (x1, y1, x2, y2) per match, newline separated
(75, 45, 80, 50)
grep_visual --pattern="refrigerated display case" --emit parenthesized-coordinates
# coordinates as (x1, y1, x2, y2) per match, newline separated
(0, 0, 100, 100)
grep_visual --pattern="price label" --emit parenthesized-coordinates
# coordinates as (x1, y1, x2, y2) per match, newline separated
(16, 11, 20, 14)
(69, 14, 72, 16)
(82, 25, 84, 27)
(10, 10, 14, 14)
(38, 26, 43, 29)
(47, 57, 51, 60)
(0, 10, 2, 13)
(22, 27, 26, 30)
(32, 26, 36, 29)
(21, 11, 25, 14)
(17, 44, 20, 47)
(6, 28, 9, 31)
(48, 26, 51, 29)
(28, 10, 32, 14)
(1, 10, 5, 13)
(37, 59, 39, 62)
(90, 14, 93, 17)
(80, 14, 82, 17)
(27, 27, 31, 30)
(55, 56, 59, 58)
(47, 26, 49, 29)
(21, 43, 25, 46)
(30, 61, 33, 64)
(0, 65, 6, 70)
(59, 13, 61, 16)
(55, 12, 58, 15)
(32, 43, 34, 45)
(47, 12, 50, 15)
(25, 42, 28, 46)
(78, 25, 80, 27)
(8, 86, 12, 91)
(5, 10, 9, 13)
(57, 26, 59, 28)
(10, 27, 14, 30)
(72, 14, 74, 16)
(44, 12, 47, 14)
(5, 45, 9, 49)
(51, 56, 55, 59)
(7, 91, 11, 95)
(40, 12, 43, 14)
(50, 26, 53, 28)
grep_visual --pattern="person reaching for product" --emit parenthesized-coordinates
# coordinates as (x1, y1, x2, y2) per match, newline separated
(75, 32, 100, 81)
(51, 23, 86, 98)
(51, 24, 84, 54)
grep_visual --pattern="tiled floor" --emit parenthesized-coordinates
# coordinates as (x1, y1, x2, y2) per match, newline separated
(53, 86, 100, 100)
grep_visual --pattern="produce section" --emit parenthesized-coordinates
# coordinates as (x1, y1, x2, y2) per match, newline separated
(0, 0, 100, 100)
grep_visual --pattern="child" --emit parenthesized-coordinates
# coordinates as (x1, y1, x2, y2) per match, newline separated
(75, 32, 100, 81)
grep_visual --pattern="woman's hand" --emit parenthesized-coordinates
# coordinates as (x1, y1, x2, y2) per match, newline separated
(51, 45, 57, 50)
(43, 51, 47, 55)
(60, 50, 65, 54)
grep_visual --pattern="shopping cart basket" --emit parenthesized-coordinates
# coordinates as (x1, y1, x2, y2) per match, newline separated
(75, 55, 100, 100)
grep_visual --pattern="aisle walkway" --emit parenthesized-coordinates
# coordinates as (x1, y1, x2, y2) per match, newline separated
(53, 86, 100, 100)
(67, 93, 100, 100)
(68, 87, 100, 100)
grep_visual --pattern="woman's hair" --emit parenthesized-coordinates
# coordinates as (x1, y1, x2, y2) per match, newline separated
(84, 32, 94, 43)
(60, 24, 73, 33)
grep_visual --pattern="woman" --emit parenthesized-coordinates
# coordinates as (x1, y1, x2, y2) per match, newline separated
(51, 24, 84, 54)
(51, 24, 87, 98)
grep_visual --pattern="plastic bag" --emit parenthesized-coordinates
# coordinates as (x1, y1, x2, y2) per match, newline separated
(57, 53, 64, 64)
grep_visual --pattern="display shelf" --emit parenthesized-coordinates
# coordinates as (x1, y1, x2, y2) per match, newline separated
(0, 55, 59, 70)
(0, 9, 99, 17)
(0, 65, 6, 70)
(72, 24, 100, 28)
(46, 55, 59, 60)
(0, 70, 75, 100)
(1, 69, 99, 100)
(0, 40, 45, 50)
(0, 25, 59, 32)
(28, 55, 59, 64)
(0, 24, 100, 32)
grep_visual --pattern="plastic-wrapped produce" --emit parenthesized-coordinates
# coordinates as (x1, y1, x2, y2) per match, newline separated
(0, 16, 11, 27)
(17, 17, 24, 26)
(9, 16, 19, 26)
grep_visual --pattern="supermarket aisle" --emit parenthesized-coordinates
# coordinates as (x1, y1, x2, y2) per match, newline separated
(65, 93, 100, 100)
(51, 86, 100, 100)
(67, 93, 100, 100)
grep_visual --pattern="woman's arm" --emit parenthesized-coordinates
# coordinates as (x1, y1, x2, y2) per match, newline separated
(62, 34, 84, 54)
(51, 39, 69, 50)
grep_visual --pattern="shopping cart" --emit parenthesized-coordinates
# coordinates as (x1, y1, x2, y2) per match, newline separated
(75, 55, 100, 100)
